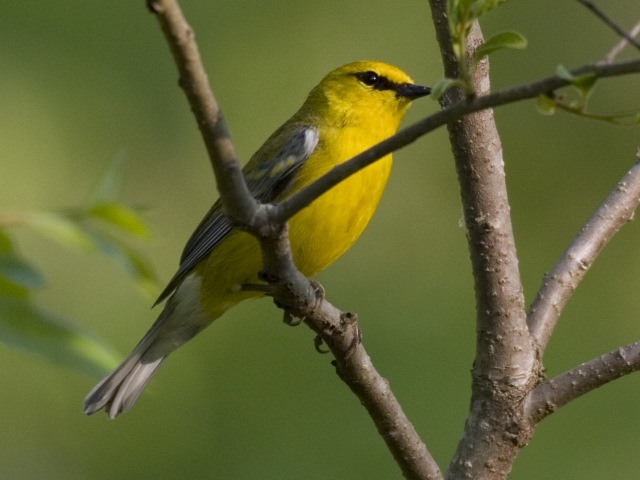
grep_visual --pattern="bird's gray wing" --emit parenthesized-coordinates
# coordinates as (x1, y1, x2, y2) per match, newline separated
(154, 126, 319, 305)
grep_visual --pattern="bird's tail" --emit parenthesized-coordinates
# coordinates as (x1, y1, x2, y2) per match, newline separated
(83, 326, 166, 419)
(83, 273, 243, 418)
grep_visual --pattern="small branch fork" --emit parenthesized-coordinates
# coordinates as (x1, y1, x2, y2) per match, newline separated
(148, 0, 640, 478)
(528, 155, 640, 350)
(577, 0, 640, 52)
(527, 340, 640, 423)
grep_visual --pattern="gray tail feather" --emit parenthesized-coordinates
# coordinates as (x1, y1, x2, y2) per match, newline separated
(83, 344, 166, 419)
(83, 280, 205, 418)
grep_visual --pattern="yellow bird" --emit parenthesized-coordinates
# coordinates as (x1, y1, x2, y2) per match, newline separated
(84, 61, 430, 418)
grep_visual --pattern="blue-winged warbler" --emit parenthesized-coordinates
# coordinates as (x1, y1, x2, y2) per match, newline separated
(84, 61, 430, 418)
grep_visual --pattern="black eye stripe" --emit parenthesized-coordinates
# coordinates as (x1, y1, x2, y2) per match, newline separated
(354, 71, 399, 92)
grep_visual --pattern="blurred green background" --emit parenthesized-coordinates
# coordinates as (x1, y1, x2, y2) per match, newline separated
(2, 0, 640, 478)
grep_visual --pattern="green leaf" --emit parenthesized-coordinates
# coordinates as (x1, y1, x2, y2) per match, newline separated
(24, 212, 95, 251)
(451, 0, 510, 23)
(556, 64, 574, 81)
(0, 296, 121, 377)
(88, 203, 150, 239)
(555, 64, 598, 108)
(572, 73, 597, 96)
(0, 251, 45, 289)
(473, 31, 527, 64)
(537, 94, 557, 115)
(569, 73, 597, 104)
(469, 0, 497, 18)
(85, 229, 158, 298)
(448, 0, 463, 25)
(430, 77, 466, 100)
(556, 64, 597, 90)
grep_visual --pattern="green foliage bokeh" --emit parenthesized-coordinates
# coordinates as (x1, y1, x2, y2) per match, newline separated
(1, 1, 639, 478)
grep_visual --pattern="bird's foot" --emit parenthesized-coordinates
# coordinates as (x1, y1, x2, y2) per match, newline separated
(340, 311, 362, 358)
(314, 334, 330, 354)
(282, 309, 303, 326)
(308, 280, 325, 312)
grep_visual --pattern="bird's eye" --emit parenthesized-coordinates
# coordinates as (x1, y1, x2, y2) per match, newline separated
(357, 71, 380, 87)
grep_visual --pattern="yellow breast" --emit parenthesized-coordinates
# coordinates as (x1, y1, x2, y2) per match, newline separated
(198, 125, 393, 318)
(286, 125, 393, 276)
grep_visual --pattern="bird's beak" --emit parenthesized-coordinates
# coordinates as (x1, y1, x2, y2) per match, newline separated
(395, 83, 431, 99)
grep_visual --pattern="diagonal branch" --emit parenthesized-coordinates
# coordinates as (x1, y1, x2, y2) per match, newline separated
(577, 0, 640, 51)
(259, 228, 442, 480)
(526, 340, 640, 423)
(274, 58, 640, 225)
(600, 19, 640, 64)
(148, 0, 640, 240)
(528, 153, 640, 350)
(148, 0, 640, 235)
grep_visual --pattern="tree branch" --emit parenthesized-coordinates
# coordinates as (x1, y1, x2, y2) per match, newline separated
(528, 153, 640, 350)
(428, 2, 537, 478)
(274, 58, 640, 225)
(577, 0, 640, 51)
(526, 340, 640, 423)
(261, 239, 443, 480)
(600, 19, 640, 64)
(148, 1, 640, 478)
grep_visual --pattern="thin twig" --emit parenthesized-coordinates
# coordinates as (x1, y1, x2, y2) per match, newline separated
(600, 19, 640, 64)
(577, 0, 640, 51)
(528, 153, 640, 350)
(526, 340, 640, 423)
(274, 58, 640, 225)
(266, 259, 443, 480)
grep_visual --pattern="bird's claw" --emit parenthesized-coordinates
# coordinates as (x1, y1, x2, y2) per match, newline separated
(281, 280, 324, 326)
(340, 311, 362, 357)
(283, 310, 303, 326)
(314, 334, 330, 354)
(309, 280, 325, 311)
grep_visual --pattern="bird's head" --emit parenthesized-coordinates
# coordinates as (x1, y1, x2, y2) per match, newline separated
(302, 61, 430, 129)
